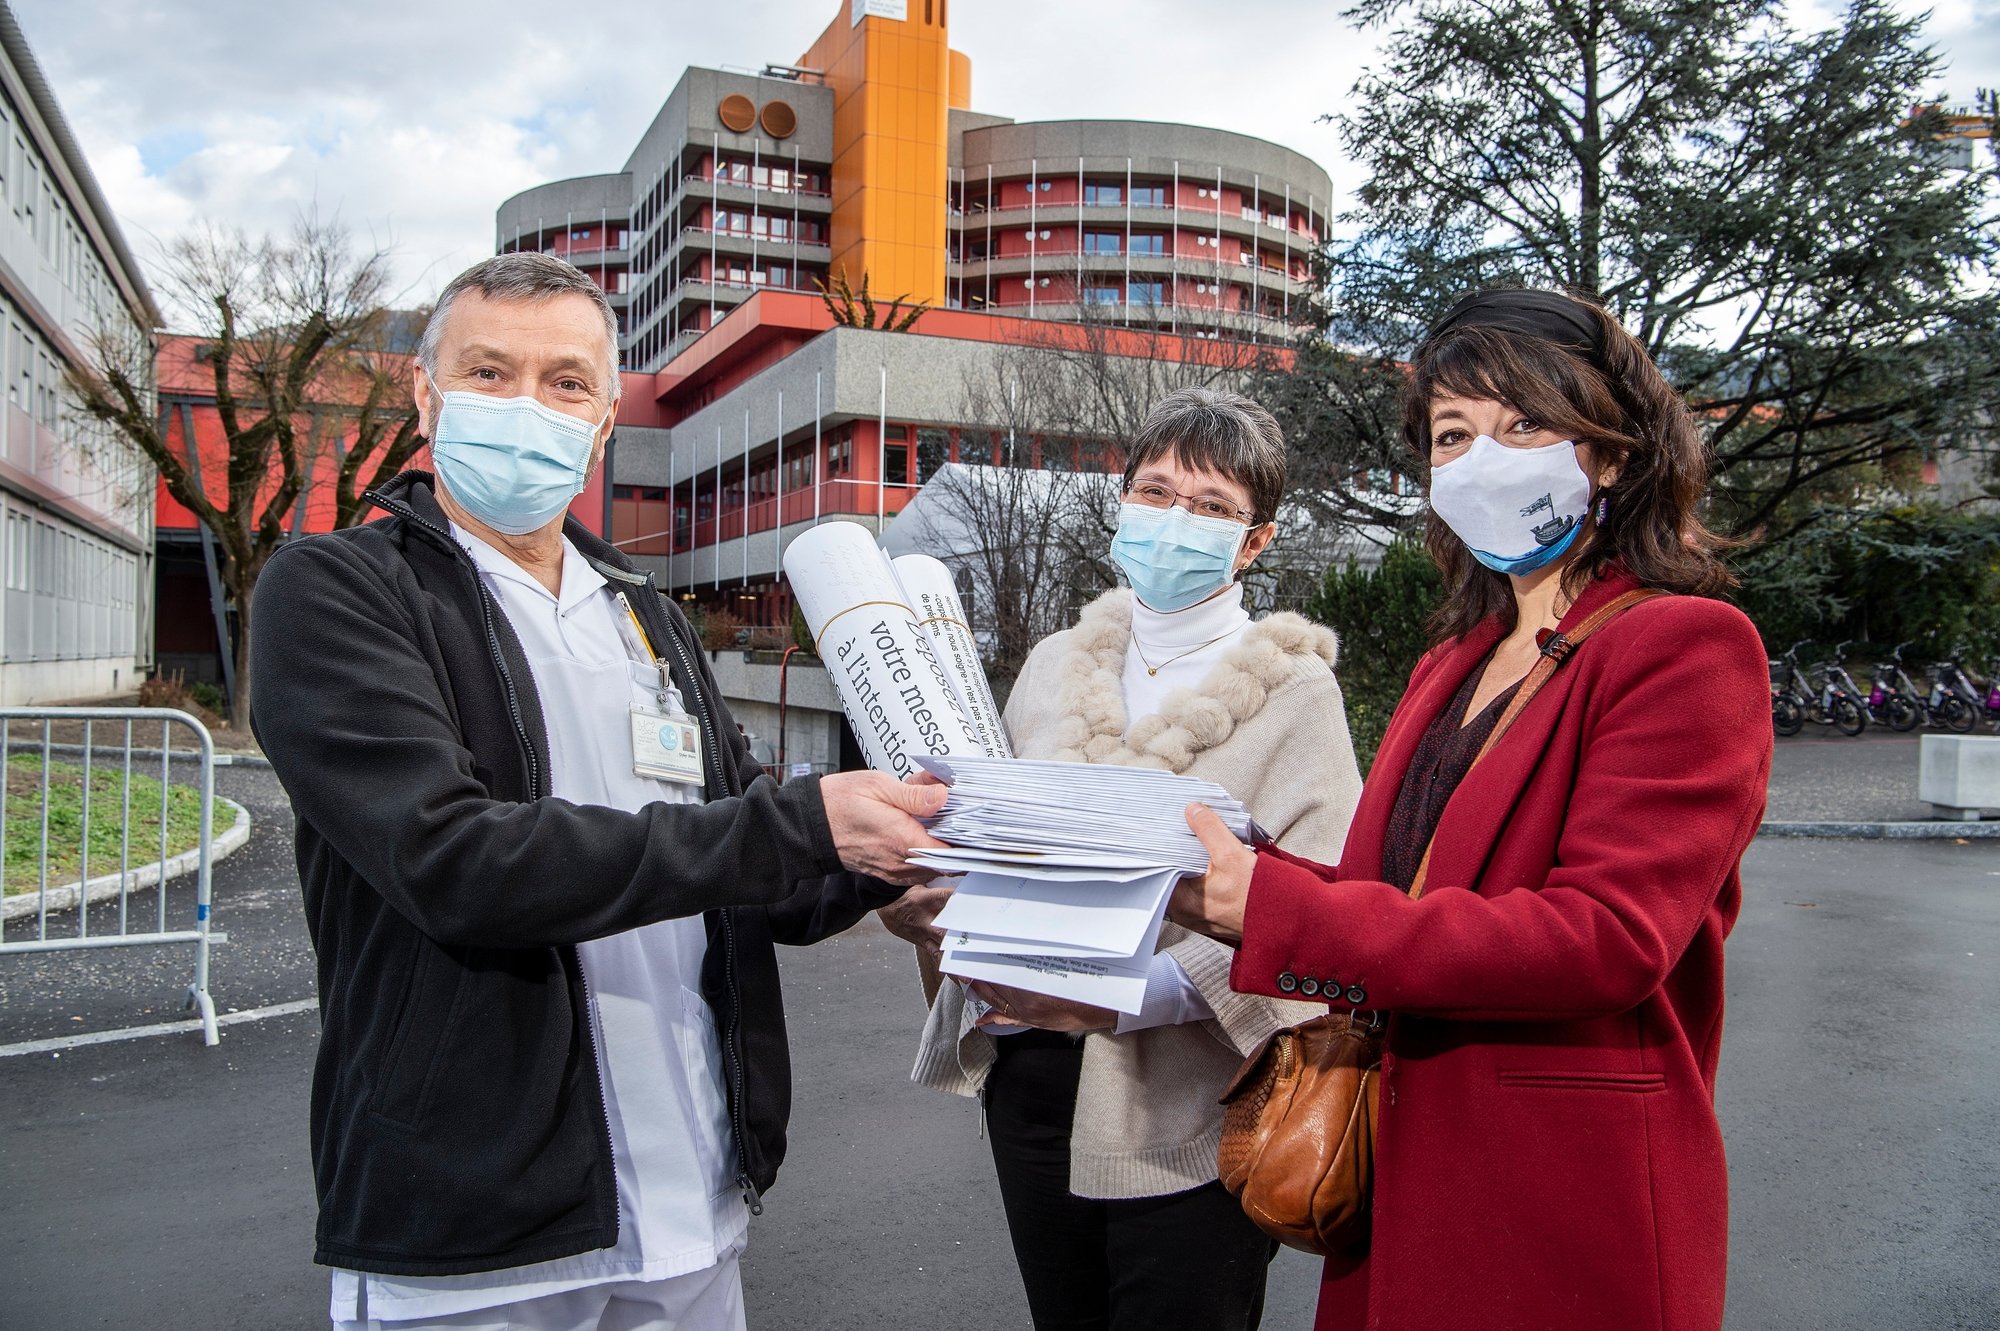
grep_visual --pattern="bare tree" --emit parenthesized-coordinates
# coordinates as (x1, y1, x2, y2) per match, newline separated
(939, 305, 1399, 647)
(920, 343, 1117, 684)
(67, 211, 424, 729)
(1020, 306, 1397, 611)
(921, 314, 1353, 684)
(1013, 301, 1282, 442)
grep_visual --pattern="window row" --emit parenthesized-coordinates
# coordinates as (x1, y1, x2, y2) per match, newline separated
(954, 231, 1297, 268)
(954, 179, 1321, 238)
(706, 156, 827, 196)
(1, 507, 141, 663)
(0, 93, 129, 330)
(0, 305, 149, 527)
(701, 209, 828, 244)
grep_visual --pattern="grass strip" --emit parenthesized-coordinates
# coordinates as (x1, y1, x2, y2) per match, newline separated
(2, 754, 206, 897)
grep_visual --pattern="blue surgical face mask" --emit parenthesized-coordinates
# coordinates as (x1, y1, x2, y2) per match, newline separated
(1110, 502, 1251, 613)
(430, 390, 607, 536)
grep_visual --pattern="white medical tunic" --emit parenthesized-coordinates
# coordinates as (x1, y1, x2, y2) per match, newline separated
(331, 525, 747, 1323)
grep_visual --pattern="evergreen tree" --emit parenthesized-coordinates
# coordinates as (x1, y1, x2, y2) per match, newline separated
(1308, 538, 1444, 768)
(1276, 0, 2000, 543)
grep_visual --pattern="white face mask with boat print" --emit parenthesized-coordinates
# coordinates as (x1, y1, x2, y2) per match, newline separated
(1428, 434, 1592, 575)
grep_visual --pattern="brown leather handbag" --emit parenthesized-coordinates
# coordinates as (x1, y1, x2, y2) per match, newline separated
(1215, 589, 1660, 1255)
(1217, 1009, 1383, 1253)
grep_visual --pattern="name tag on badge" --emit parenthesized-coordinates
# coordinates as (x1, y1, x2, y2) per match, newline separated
(630, 703, 705, 785)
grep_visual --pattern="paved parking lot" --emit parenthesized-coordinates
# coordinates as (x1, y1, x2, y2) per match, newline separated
(1763, 726, 1938, 824)
(1, 759, 1996, 1329)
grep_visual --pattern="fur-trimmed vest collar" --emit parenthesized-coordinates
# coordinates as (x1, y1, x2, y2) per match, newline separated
(1044, 589, 1339, 772)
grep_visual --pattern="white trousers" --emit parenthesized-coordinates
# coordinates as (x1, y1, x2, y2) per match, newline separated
(331, 1251, 746, 1331)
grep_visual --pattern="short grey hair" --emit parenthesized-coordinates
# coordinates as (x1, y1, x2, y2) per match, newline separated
(418, 252, 622, 400)
(1121, 387, 1287, 525)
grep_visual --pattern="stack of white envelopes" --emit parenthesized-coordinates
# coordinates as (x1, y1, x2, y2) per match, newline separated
(912, 754, 1259, 1014)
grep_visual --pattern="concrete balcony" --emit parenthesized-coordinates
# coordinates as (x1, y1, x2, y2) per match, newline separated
(678, 177, 834, 218)
(671, 228, 833, 265)
(980, 300, 1303, 341)
(543, 243, 630, 269)
(949, 202, 1315, 256)
(636, 504, 891, 598)
(951, 248, 1313, 290)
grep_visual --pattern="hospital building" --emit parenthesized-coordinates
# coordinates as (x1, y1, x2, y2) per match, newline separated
(495, 0, 1335, 632)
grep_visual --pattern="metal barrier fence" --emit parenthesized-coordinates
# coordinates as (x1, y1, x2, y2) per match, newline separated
(0, 707, 219, 1044)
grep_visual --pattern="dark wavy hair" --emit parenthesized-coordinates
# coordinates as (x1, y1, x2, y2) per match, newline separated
(1405, 292, 1734, 644)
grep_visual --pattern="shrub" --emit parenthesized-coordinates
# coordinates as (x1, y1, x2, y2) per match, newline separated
(136, 672, 191, 710)
(1303, 505, 2000, 769)
(1731, 504, 2000, 659)
(1306, 538, 1443, 771)
(136, 671, 224, 727)
(700, 606, 746, 652)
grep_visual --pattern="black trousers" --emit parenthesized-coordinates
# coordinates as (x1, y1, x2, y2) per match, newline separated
(983, 1030, 1278, 1331)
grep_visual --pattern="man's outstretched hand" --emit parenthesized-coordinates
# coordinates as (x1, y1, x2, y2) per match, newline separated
(821, 771, 949, 886)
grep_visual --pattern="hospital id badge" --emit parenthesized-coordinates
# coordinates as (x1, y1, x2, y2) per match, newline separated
(630, 703, 705, 785)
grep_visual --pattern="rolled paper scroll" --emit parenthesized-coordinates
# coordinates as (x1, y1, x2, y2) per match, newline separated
(782, 521, 985, 777)
(890, 554, 1011, 759)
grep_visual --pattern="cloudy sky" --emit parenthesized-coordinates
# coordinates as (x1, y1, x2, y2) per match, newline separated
(13, 0, 1998, 325)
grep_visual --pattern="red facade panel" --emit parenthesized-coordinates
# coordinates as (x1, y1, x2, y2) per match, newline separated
(155, 334, 611, 540)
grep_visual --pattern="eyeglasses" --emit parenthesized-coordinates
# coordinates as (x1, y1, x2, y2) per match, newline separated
(1123, 480, 1258, 526)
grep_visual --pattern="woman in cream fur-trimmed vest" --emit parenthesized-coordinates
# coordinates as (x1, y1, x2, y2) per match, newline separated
(891, 388, 1364, 1331)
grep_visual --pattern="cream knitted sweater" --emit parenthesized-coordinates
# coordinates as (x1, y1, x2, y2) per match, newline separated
(910, 588, 1364, 1199)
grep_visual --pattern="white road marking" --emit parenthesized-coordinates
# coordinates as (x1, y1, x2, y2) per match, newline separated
(0, 997, 317, 1058)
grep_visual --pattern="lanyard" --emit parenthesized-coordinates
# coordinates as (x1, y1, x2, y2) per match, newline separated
(613, 590, 677, 708)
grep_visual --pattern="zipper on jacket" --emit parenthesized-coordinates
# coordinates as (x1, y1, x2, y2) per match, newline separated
(470, 580, 542, 801)
(373, 488, 755, 1221)
(653, 580, 762, 1216)
(364, 488, 618, 1235)
(363, 491, 543, 801)
(570, 943, 623, 1234)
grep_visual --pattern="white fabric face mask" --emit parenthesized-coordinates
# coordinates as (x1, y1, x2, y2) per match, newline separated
(1428, 434, 1592, 575)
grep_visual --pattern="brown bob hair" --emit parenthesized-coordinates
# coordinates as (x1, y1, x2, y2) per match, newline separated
(1406, 292, 1734, 644)
(1122, 386, 1287, 526)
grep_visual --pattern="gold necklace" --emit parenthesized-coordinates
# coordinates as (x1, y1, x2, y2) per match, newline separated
(1133, 629, 1236, 677)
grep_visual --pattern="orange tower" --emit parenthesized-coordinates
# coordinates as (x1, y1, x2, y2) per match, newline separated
(799, 0, 972, 312)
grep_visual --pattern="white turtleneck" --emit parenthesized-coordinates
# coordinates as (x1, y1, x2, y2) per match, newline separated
(1112, 581, 1251, 1035)
(1122, 582, 1253, 720)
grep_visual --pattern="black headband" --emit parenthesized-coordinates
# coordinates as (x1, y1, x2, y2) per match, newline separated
(1422, 288, 1606, 363)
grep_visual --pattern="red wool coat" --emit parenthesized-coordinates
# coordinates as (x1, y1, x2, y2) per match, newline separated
(1230, 568, 1772, 1331)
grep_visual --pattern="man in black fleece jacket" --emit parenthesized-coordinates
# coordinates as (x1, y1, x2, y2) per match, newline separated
(252, 253, 942, 1331)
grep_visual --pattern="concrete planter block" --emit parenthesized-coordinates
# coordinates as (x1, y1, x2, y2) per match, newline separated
(1917, 735, 2000, 820)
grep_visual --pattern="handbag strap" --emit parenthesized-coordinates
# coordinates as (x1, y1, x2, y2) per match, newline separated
(1407, 589, 1662, 901)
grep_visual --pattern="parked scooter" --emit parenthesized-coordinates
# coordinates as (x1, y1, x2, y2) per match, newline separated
(1866, 643, 1924, 732)
(1925, 649, 1981, 734)
(1771, 642, 1865, 737)
(1809, 642, 1868, 737)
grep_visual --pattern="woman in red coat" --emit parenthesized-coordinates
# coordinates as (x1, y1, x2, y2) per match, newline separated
(1170, 288, 1771, 1331)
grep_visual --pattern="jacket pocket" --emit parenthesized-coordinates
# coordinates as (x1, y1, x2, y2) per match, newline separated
(1498, 1068, 1667, 1094)
(370, 939, 468, 1129)
(676, 987, 737, 1200)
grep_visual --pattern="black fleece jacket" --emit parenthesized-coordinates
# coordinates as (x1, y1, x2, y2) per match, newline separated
(251, 471, 894, 1277)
